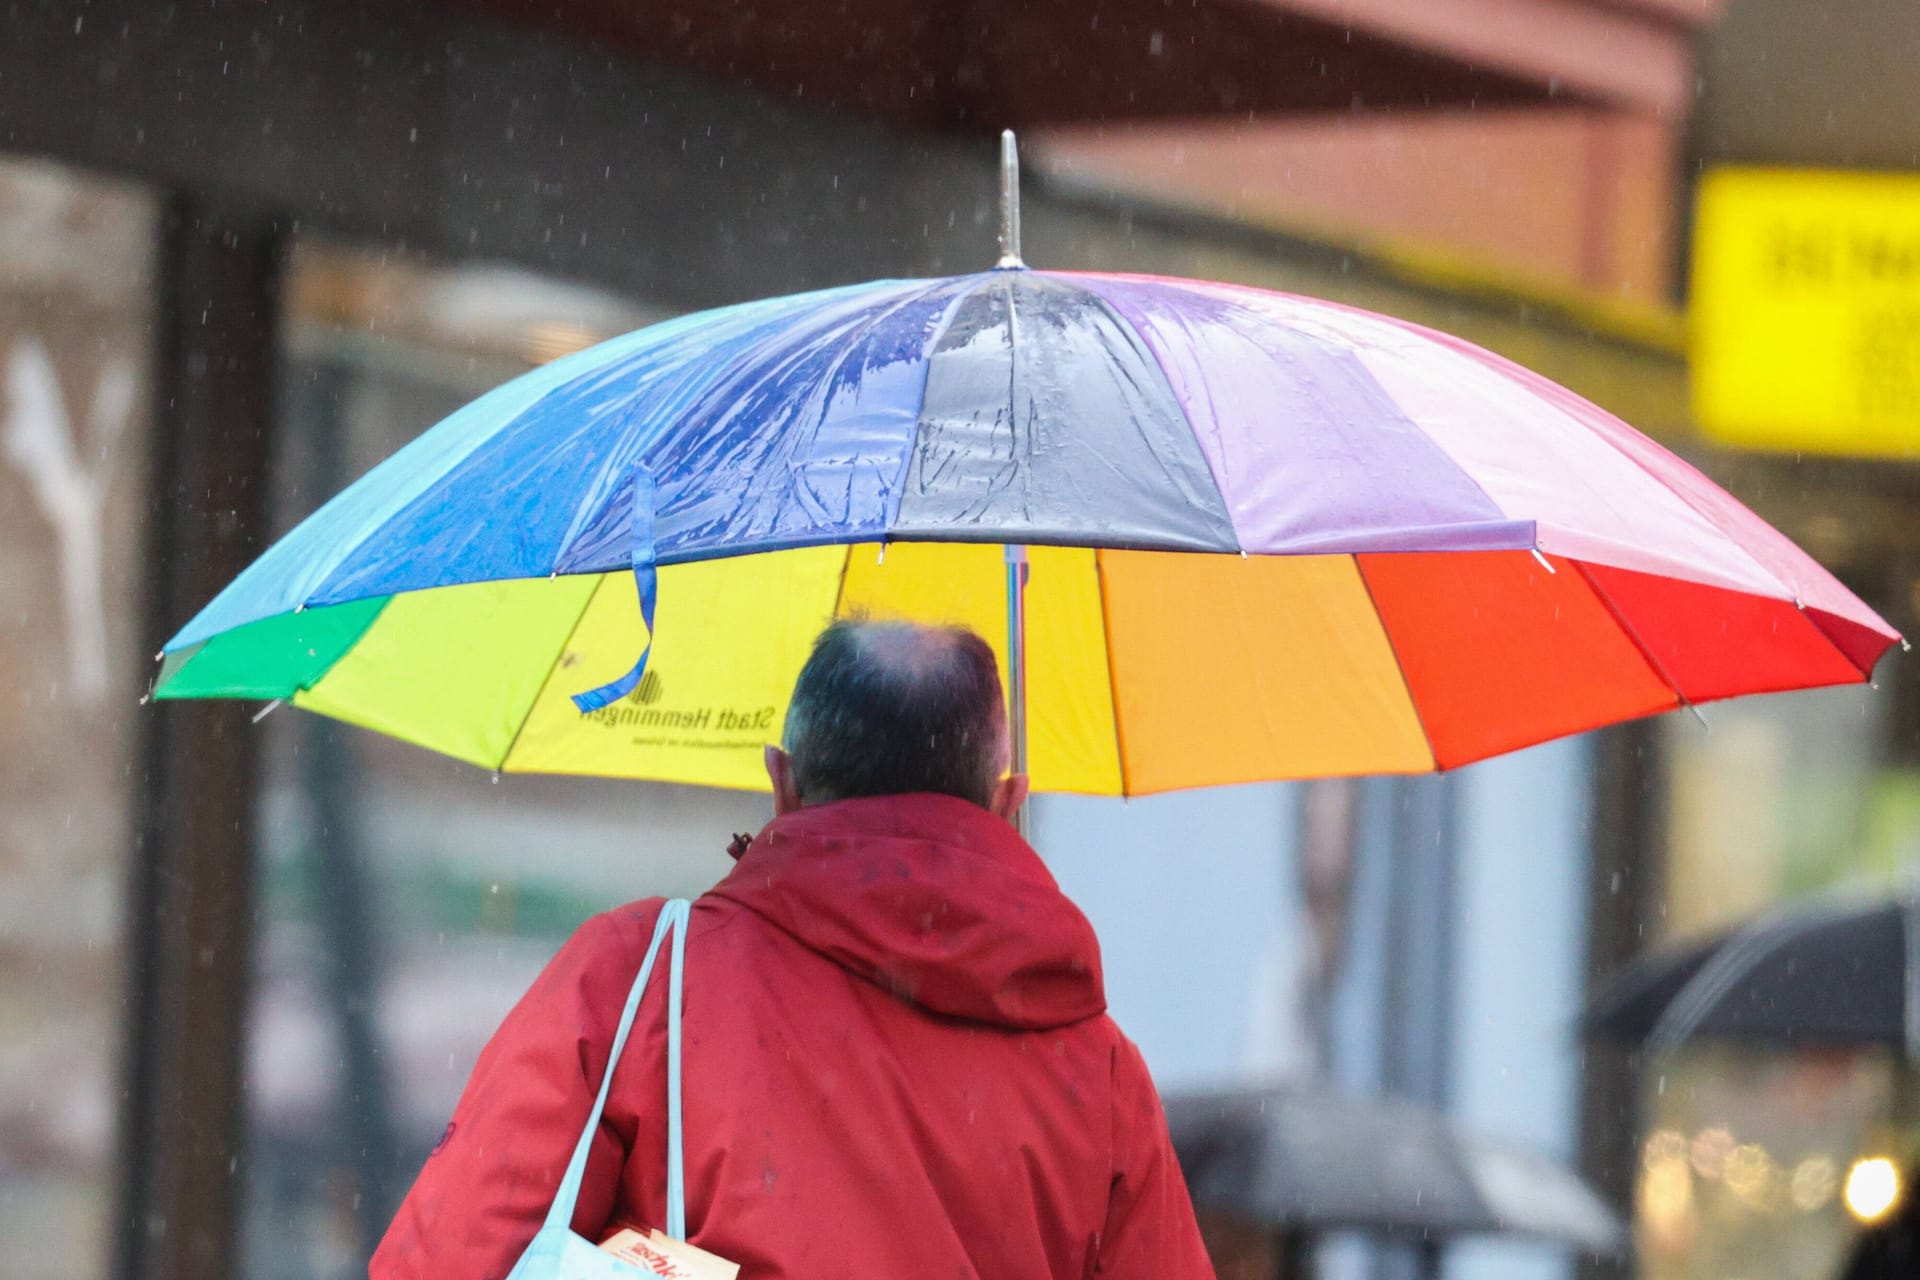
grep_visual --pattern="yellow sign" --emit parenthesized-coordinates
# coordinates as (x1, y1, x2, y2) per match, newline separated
(1692, 167, 1920, 457)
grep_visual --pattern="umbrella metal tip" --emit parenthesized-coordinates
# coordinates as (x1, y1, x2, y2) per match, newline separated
(996, 129, 1025, 270)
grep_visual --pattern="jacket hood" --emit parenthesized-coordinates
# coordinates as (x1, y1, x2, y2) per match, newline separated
(706, 793, 1106, 1030)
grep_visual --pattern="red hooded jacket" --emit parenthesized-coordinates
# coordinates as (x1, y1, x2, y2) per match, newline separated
(372, 793, 1211, 1279)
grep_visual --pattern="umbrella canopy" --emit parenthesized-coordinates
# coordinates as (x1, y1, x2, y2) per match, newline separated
(1165, 1085, 1624, 1252)
(1578, 935, 1719, 1043)
(1584, 892, 1920, 1058)
(154, 250, 1898, 794)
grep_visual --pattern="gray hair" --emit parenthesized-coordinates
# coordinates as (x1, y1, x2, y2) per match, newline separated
(782, 620, 1008, 808)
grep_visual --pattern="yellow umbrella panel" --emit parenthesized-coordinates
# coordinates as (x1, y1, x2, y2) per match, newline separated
(156, 542, 1454, 797)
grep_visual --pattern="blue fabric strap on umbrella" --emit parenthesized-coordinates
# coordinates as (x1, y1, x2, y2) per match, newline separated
(571, 468, 658, 713)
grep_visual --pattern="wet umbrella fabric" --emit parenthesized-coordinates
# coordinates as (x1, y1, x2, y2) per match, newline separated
(1578, 936, 1719, 1043)
(1164, 1085, 1624, 1253)
(1583, 892, 1920, 1058)
(153, 270, 1898, 794)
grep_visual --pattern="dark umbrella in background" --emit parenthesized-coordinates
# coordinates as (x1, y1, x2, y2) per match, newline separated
(1583, 890, 1920, 1058)
(1164, 1085, 1625, 1254)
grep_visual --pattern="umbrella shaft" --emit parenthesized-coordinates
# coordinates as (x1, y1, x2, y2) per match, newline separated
(1005, 544, 1029, 835)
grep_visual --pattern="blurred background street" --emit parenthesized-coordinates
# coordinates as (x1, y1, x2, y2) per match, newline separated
(5, 2, 1920, 1279)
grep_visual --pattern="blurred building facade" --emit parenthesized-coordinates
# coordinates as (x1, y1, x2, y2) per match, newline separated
(1624, 6, 1920, 1280)
(8, 4, 1904, 1280)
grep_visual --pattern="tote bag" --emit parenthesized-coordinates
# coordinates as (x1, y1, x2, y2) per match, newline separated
(506, 898, 692, 1280)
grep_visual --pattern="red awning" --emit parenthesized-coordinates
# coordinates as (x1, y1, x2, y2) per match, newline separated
(451, 0, 1648, 129)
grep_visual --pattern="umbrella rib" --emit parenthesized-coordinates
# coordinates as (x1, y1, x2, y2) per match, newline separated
(877, 277, 989, 536)
(780, 275, 972, 508)
(495, 574, 610, 771)
(1646, 897, 1864, 1055)
(1569, 560, 1694, 721)
(1003, 272, 1021, 519)
(1350, 556, 1440, 773)
(830, 542, 855, 622)
(1646, 918, 1779, 1054)
(1565, 428, 1793, 601)
(1358, 305, 1798, 604)
(294, 597, 392, 701)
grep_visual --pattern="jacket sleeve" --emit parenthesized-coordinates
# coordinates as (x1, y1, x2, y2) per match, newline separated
(370, 904, 660, 1280)
(1093, 1036, 1213, 1279)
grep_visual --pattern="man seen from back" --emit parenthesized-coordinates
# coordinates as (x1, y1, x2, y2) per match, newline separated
(372, 619, 1212, 1278)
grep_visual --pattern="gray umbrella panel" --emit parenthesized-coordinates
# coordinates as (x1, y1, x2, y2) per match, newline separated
(1164, 1087, 1624, 1254)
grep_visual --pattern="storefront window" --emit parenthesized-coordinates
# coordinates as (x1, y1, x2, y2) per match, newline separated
(1637, 1046, 1903, 1280)
(0, 155, 157, 1277)
(1664, 680, 1894, 939)
(239, 241, 771, 1278)
(1640, 535, 1919, 1280)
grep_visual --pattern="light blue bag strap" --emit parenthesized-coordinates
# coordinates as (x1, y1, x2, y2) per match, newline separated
(664, 896, 688, 1241)
(543, 898, 691, 1237)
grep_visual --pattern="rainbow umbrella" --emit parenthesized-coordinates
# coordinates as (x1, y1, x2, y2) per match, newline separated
(155, 137, 1898, 797)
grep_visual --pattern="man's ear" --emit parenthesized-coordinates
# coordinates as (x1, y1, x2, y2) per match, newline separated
(989, 772, 1030, 824)
(765, 744, 803, 814)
